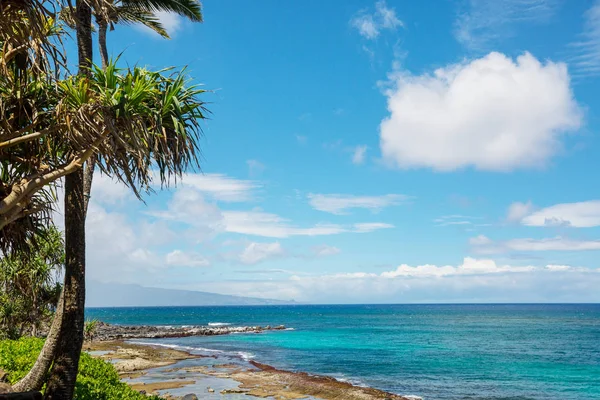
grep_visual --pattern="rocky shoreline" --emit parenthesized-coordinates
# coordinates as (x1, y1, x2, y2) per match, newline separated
(93, 321, 287, 341)
(86, 340, 417, 400)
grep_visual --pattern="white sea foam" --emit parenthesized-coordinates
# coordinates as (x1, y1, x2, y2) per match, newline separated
(237, 351, 255, 361)
(130, 341, 223, 354)
(208, 322, 232, 327)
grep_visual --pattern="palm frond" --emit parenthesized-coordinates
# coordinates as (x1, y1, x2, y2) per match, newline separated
(115, 5, 169, 38)
(121, 0, 203, 22)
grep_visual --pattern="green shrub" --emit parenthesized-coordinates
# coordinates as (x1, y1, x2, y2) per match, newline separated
(0, 337, 161, 399)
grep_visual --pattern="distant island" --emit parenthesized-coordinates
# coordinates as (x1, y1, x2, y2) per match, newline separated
(86, 281, 296, 307)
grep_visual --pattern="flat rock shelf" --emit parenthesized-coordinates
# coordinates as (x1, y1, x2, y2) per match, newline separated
(93, 322, 287, 341)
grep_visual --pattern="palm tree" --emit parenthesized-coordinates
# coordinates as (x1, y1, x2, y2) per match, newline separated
(95, 0, 202, 68)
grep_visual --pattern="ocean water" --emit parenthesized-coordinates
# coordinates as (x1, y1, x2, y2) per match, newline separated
(86, 304, 600, 400)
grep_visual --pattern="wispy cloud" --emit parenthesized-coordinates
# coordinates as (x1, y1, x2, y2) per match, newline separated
(239, 242, 285, 265)
(247, 159, 266, 177)
(312, 245, 341, 257)
(455, 0, 560, 50)
(296, 135, 308, 145)
(171, 173, 259, 202)
(470, 235, 600, 253)
(166, 250, 210, 267)
(514, 200, 600, 227)
(568, 0, 600, 78)
(434, 215, 485, 227)
(308, 193, 409, 215)
(221, 210, 393, 238)
(506, 201, 533, 222)
(352, 145, 368, 165)
(350, 0, 403, 40)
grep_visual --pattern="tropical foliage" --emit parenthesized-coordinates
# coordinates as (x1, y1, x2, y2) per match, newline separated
(0, 337, 162, 400)
(0, 226, 63, 339)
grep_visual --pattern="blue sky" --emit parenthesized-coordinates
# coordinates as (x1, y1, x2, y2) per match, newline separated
(71, 0, 600, 303)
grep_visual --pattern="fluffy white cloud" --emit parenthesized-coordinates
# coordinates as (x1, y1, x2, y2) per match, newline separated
(520, 200, 600, 227)
(471, 235, 600, 253)
(239, 242, 285, 265)
(352, 145, 368, 165)
(380, 257, 539, 277)
(455, 0, 559, 50)
(350, 0, 403, 40)
(379, 52, 582, 171)
(507, 201, 533, 222)
(308, 193, 408, 215)
(166, 250, 210, 267)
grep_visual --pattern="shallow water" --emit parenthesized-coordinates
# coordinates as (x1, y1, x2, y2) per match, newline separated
(87, 304, 600, 399)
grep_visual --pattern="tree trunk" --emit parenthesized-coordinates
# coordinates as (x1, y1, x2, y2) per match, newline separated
(43, 5, 92, 397)
(81, 19, 109, 212)
(98, 20, 109, 69)
(12, 291, 64, 393)
(43, 171, 86, 400)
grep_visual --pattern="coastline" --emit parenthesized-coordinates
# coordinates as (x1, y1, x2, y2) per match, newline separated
(85, 334, 416, 400)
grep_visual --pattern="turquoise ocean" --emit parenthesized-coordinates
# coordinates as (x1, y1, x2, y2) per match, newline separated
(86, 304, 600, 399)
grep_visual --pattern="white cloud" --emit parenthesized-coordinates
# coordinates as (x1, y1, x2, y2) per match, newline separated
(90, 174, 131, 204)
(239, 242, 285, 265)
(219, 210, 394, 238)
(352, 145, 368, 165)
(380, 52, 582, 171)
(166, 250, 210, 267)
(312, 245, 341, 257)
(221, 210, 345, 238)
(350, 0, 403, 40)
(353, 222, 394, 232)
(568, 1, 600, 78)
(469, 235, 493, 246)
(471, 235, 600, 253)
(308, 193, 408, 214)
(507, 201, 533, 222)
(198, 259, 600, 303)
(172, 173, 258, 202)
(381, 257, 539, 277)
(455, 0, 559, 50)
(149, 187, 224, 238)
(296, 135, 308, 145)
(520, 200, 600, 227)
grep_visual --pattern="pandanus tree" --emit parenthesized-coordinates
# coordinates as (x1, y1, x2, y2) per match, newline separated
(82, 0, 203, 213)
(2, 1, 208, 397)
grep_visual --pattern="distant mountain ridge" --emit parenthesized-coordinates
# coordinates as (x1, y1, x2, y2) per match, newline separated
(87, 281, 295, 307)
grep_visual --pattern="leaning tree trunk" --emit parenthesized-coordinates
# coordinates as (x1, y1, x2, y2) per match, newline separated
(44, 170, 86, 400)
(12, 291, 65, 392)
(43, 3, 92, 399)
